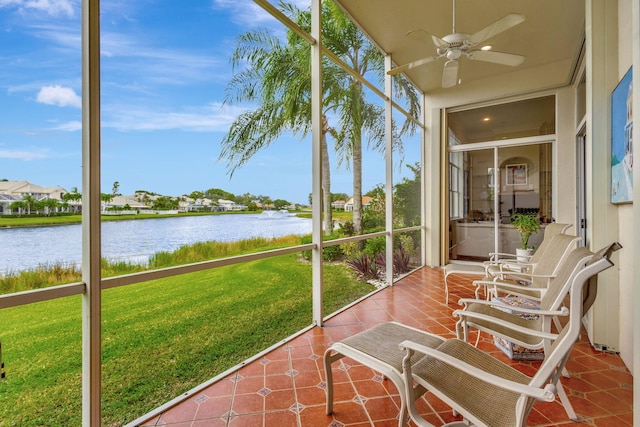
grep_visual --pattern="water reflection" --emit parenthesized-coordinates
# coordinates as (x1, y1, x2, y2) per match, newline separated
(0, 213, 311, 274)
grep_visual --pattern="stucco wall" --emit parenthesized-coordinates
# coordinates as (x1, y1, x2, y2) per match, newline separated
(616, 0, 634, 372)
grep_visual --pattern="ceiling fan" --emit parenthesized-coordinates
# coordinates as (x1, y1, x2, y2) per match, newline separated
(388, 0, 526, 88)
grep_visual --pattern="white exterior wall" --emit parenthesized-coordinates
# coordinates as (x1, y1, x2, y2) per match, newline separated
(617, 0, 638, 369)
(631, 0, 640, 421)
(616, 0, 635, 372)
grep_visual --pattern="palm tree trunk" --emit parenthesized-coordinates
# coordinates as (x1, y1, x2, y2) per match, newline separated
(352, 133, 363, 235)
(321, 115, 333, 235)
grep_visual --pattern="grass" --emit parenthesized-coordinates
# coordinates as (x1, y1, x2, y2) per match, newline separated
(0, 243, 373, 426)
(0, 235, 303, 294)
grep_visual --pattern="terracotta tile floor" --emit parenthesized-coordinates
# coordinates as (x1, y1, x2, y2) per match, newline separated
(137, 267, 633, 426)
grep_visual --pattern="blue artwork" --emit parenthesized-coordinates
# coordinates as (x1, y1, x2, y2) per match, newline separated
(611, 67, 633, 204)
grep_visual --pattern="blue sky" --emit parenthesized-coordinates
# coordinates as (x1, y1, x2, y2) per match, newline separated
(0, 0, 420, 204)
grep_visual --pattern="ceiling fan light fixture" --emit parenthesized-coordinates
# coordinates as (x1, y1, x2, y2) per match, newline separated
(446, 49, 462, 60)
(481, 45, 493, 51)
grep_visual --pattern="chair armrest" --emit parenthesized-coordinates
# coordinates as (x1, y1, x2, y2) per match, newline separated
(487, 252, 535, 261)
(497, 261, 534, 271)
(453, 310, 558, 347)
(485, 256, 534, 267)
(455, 299, 568, 317)
(399, 340, 556, 402)
(498, 271, 555, 281)
(486, 252, 518, 262)
(490, 281, 545, 298)
(472, 279, 543, 297)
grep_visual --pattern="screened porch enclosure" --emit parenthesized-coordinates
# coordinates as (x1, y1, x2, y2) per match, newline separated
(0, 0, 425, 425)
(2, 0, 638, 425)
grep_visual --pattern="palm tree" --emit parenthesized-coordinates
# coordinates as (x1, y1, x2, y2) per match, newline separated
(21, 194, 37, 215)
(62, 187, 82, 213)
(220, 1, 420, 234)
(8, 200, 26, 216)
(221, 4, 335, 234)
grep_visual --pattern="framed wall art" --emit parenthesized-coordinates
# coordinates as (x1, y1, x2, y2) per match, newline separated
(506, 163, 527, 186)
(611, 66, 633, 204)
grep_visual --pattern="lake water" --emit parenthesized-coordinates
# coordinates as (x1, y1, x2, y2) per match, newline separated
(0, 212, 312, 274)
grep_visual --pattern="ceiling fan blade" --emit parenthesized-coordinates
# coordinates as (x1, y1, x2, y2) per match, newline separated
(468, 13, 525, 45)
(442, 60, 459, 88)
(387, 55, 439, 76)
(468, 50, 525, 66)
(406, 29, 448, 49)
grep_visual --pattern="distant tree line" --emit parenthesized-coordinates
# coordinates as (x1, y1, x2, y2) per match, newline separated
(3, 181, 300, 216)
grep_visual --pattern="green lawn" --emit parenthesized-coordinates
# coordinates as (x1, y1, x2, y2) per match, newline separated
(0, 254, 373, 426)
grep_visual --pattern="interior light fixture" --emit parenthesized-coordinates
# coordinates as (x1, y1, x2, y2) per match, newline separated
(482, 117, 491, 122)
(480, 45, 493, 51)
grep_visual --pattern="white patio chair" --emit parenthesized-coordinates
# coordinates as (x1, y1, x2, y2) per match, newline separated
(400, 246, 617, 426)
(475, 233, 580, 301)
(453, 244, 620, 420)
(484, 222, 572, 275)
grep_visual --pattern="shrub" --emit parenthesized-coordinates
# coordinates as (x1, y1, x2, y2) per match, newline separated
(397, 233, 418, 259)
(340, 241, 360, 258)
(300, 235, 344, 262)
(364, 236, 385, 257)
(338, 220, 355, 236)
(346, 253, 379, 281)
(374, 249, 411, 275)
(322, 244, 344, 262)
(374, 251, 387, 271)
(393, 248, 411, 274)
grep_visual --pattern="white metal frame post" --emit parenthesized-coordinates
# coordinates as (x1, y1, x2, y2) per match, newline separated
(384, 55, 394, 285)
(420, 94, 427, 267)
(81, 0, 102, 425)
(311, 0, 324, 326)
(632, 0, 640, 423)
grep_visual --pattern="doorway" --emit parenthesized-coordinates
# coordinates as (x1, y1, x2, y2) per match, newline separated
(446, 95, 556, 262)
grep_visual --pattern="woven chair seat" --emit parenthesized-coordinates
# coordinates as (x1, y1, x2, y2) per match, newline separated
(339, 322, 445, 370)
(411, 339, 529, 427)
(324, 322, 444, 427)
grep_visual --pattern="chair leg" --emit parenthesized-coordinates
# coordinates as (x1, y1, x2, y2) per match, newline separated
(552, 316, 571, 378)
(323, 350, 344, 415)
(444, 275, 450, 304)
(557, 380, 578, 421)
(402, 353, 436, 427)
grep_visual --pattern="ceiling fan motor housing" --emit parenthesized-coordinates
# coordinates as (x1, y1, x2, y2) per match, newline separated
(442, 33, 470, 46)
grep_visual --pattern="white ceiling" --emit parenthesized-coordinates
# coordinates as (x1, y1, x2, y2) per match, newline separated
(333, 0, 585, 95)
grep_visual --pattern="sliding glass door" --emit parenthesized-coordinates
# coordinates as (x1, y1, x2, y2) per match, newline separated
(447, 96, 555, 262)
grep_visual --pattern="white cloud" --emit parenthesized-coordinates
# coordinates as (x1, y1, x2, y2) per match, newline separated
(100, 31, 224, 85)
(36, 85, 81, 108)
(211, 0, 311, 28)
(211, 0, 275, 27)
(0, 148, 49, 160)
(103, 102, 245, 133)
(0, 0, 76, 16)
(52, 120, 82, 131)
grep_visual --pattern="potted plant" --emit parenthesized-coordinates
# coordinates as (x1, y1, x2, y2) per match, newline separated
(510, 213, 540, 259)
